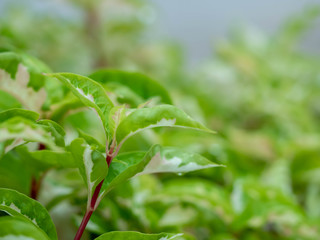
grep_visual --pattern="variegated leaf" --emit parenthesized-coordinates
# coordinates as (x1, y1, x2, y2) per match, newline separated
(0, 52, 48, 113)
(0, 217, 51, 240)
(69, 138, 108, 208)
(37, 119, 66, 147)
(48, 73, 114, 139)
(0, 108, 39, 123)
(98, 145, 221, 202)
(115, 105, 214, 148)
(0, 188, 57, 240)
(89, 69, 172, 106)
(0, 117, 59, 153)
(95, 231, 192, 240)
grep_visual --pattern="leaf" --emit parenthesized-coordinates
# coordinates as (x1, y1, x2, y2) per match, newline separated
(0, 117, 59, 153)
(0, 90, 22, 111)
(37, 119, 66, 147)
(70, 138, 108, 208)
(0, 188, 57, 240)
(98, 145, 221, 201)
(0, 217, 51, 240)
(49, 97, 85, 122)
(0, 110, 41, 155)
(0, 52, 20, 78)
(78, 129, 105, 152)
(150, 178, 232, 218)
(0, 150, 32, 195)
(89, 69, 172, 105)
(0, 52, 50, 83)
(106, 82, 145, 107)
(0, 52, 48, 113)
(115, 105, 214, 146)
(95, 231, 190, 240)
(48, 73, 114, 138)
(29, 150, 75, 168)
(0, 108, 39, 123)
(108, 105, 127, 139)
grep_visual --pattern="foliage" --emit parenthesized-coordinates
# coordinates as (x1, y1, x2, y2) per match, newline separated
(1, 1, 320, 240)
(0, 23, 218, 240)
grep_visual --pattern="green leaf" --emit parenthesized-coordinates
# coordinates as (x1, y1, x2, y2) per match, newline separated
(0, 217, 51, 240)
(89, 69, 172, 105)
(0, 117, 59, 153)
(0, 108, 39, 123)
(29, 150, 75, 168)
(106, 82, 145, 107)
(70, 138, 108, 208)
(0, 52, 50, 82)
(78, 129, 105, 152)
(98, 145, 221, 200)
(0, 110, 42, 157)
(0, 52, 20, 78)
(48, 73, 114, 138)
(108, 105, 127, 139)
(95, 231, 190, 240)
(0, 188, 57, 240)
(37, 119, 66, 147)
(49, 98, 85, 122)
(0, 52, 49, 112)
(0, 90, 22, 111)
(115, 105, 214, 145)
(0, 150, 32, 195)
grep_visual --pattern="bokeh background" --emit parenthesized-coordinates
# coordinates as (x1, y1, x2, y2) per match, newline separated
(1, 0, 320, 239)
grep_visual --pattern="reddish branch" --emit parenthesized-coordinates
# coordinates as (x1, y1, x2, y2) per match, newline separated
(30, 143, 46, 200)
(74, 149, 114, 240)
(30, 176, 41, 200)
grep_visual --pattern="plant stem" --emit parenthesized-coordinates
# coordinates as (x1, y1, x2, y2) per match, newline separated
(74, 149, 114, 240)
(74, 209, 93, 240)
(30, 143, 46, 199)
(30, 176, 41, 200)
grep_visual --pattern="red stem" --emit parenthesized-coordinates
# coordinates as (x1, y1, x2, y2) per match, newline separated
(30, 143, 46, 199)
(74, 149, 113, 240)
(30, 177, 41, 200)
(74, 210, 94, 240)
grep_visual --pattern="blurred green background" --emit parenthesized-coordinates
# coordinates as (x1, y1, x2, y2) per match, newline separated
(1, 0, 320, 239)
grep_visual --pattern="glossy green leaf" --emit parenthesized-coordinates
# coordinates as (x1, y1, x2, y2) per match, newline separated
(95, 231, 190, 240)
(70, 138, 108, 207)
(29, 150, 75, 168)
(48, 73, 114, 138)
(98, 144, 221, 200)
(0, 108, 39, 123)
(89, 69, 172, 105)
(0, 217, 50, 240)
(0, 150, 32, 195)
(115, 105, 214, 146)
(0, 188, 57, 240)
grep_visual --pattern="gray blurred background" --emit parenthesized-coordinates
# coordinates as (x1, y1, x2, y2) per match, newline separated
(1, 0, 319, 67)
(150, 0, 320, 66)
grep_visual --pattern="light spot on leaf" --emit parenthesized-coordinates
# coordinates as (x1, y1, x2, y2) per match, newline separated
(76, 88, 94, 102)
(0, 65, 46, 113)
(159, 233, 183, 240)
